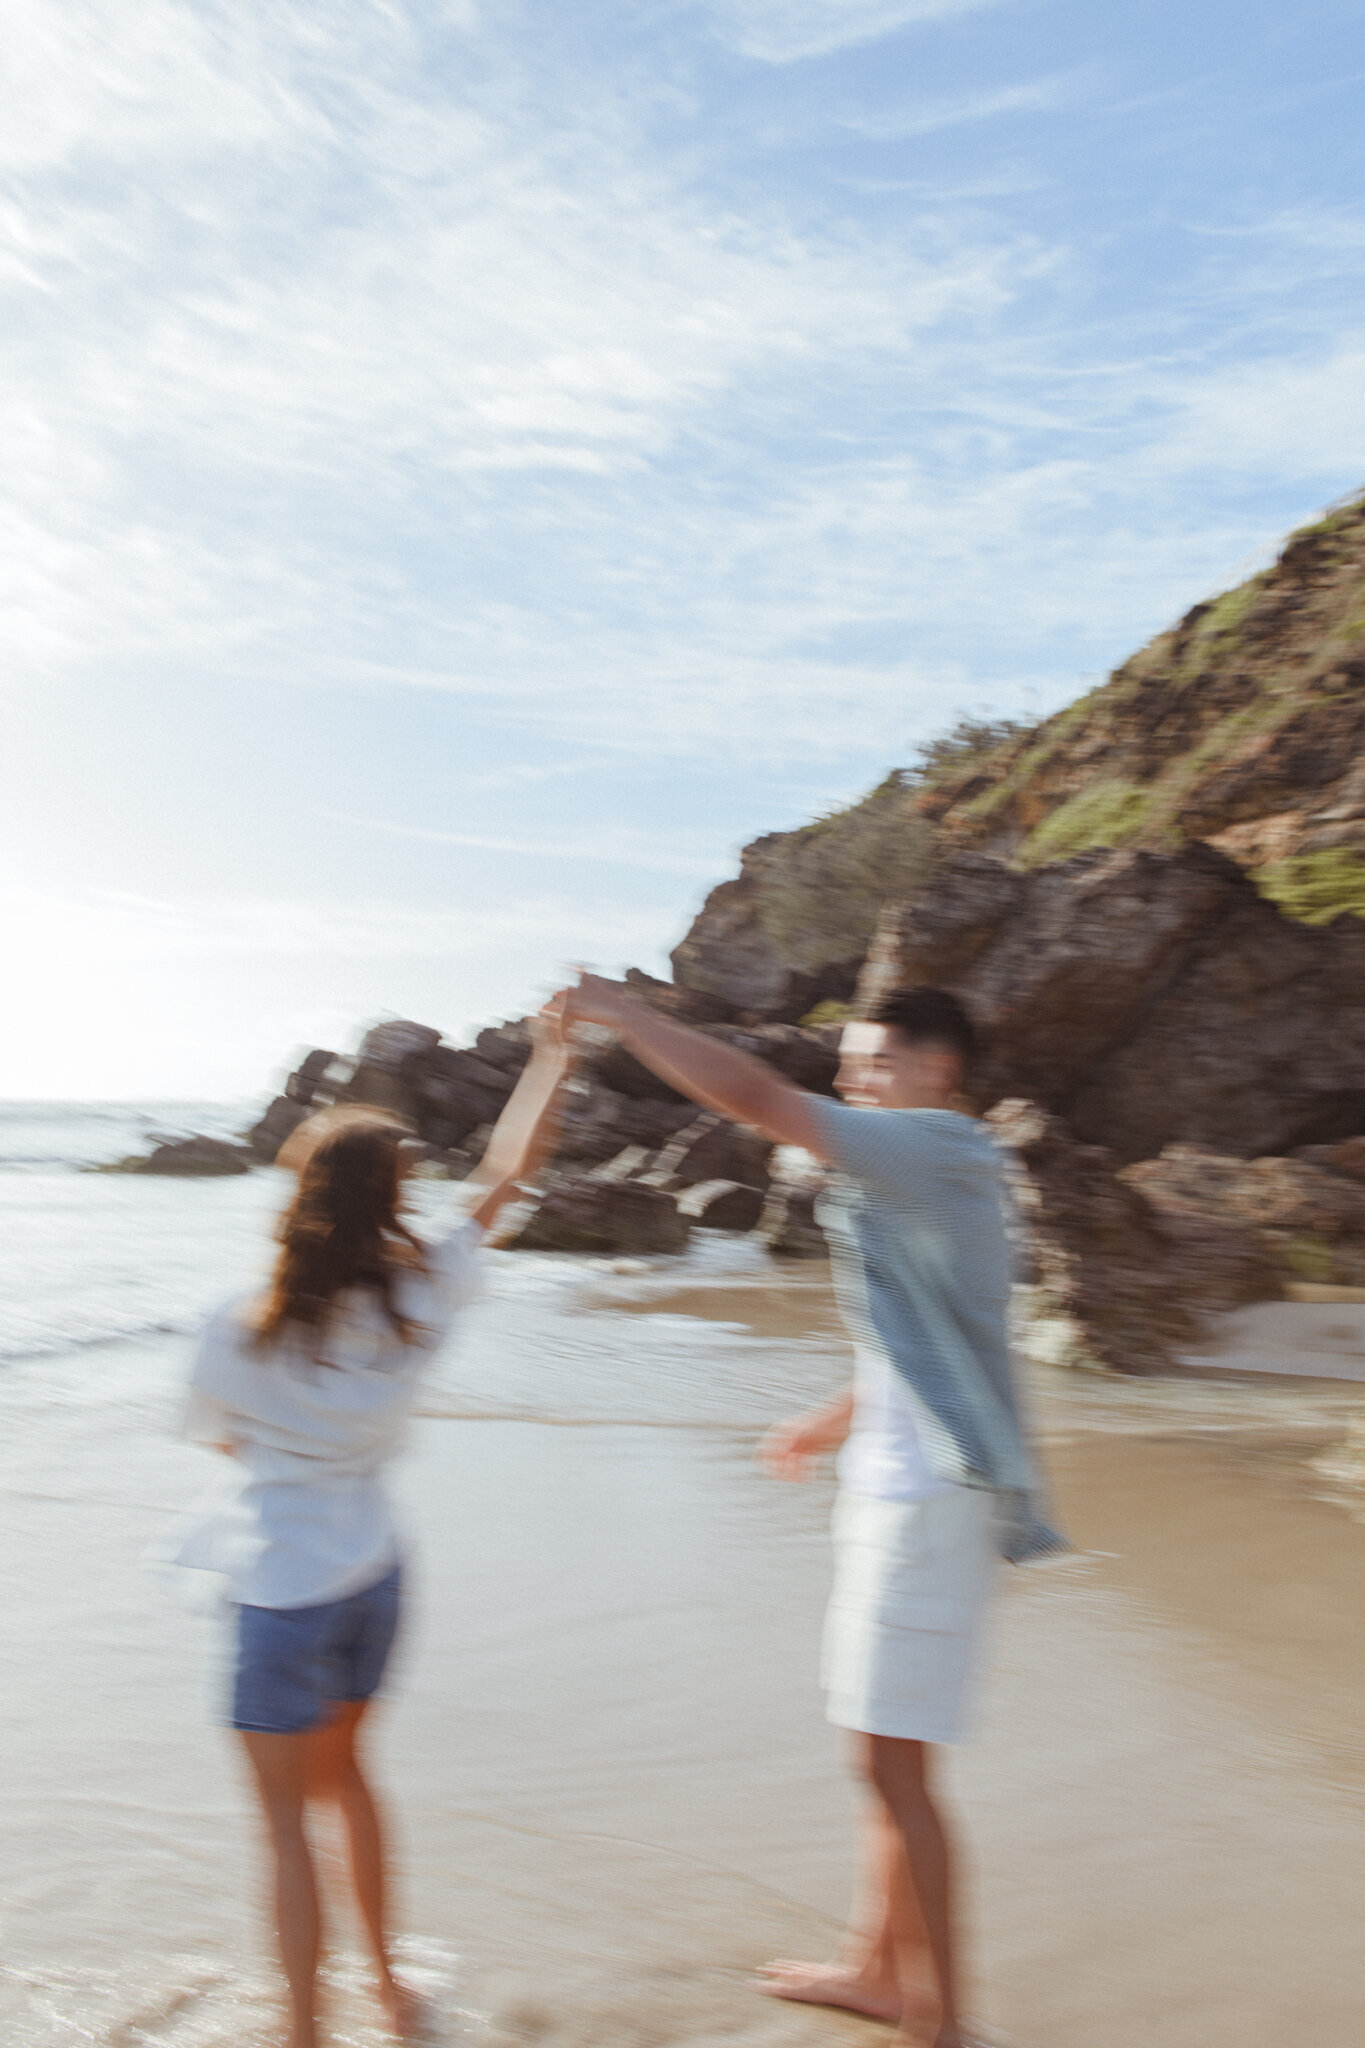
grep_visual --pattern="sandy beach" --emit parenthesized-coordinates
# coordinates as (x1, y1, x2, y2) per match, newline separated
(3, 1181, 1364, 2048)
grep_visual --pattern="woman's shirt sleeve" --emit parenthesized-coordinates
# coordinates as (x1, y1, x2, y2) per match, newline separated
(424, 1215, 486, 1313)
(181, 1304, 245, 1445)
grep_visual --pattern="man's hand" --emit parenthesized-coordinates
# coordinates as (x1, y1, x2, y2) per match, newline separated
(558, 969, 829, 1155)
(759, 1395, 853, 1481)
(562, 973, 633, 1030)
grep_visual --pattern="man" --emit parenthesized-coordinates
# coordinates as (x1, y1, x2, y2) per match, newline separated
(561, 975, 1063, 2048)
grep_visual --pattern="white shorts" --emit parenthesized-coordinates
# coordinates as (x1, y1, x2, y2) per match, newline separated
(821, 1486, 998, 1744)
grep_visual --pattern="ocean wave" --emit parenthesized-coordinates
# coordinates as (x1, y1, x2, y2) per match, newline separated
(0, 1937, 464, 2047)
(0, 1100, 257, 1172)
(0, 1314, 202, 1368)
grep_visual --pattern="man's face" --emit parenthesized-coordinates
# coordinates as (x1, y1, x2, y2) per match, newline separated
(835, 1022, 962, 1110)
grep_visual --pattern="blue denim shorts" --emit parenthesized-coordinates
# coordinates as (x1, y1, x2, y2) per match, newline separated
(231, 1565, 403, 1734)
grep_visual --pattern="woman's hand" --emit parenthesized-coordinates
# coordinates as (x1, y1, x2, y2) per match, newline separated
(759, 1395, 853, 1481)
(466, 995, 577, 1228)
(532, 990, 576, 1061)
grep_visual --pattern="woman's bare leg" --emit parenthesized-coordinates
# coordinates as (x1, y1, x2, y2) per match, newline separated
(304, 1701, 424, 2039)
(240, 1731, 322, 2048)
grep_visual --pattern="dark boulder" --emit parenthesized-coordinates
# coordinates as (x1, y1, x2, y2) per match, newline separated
(245, 1096, 311, 1163)
(677, 1179, 766, 1231)
(647, 1112, 774, 1192)
(473, 1022, 534, 1074)
(862, 844, 1365, 1163)
(989, 1101, 1279, 1374)
(396, 1043, 519, 1147)
(343, 1062, 418, 1118)
(622, 967, 738, 1024)
(757, 1181, 828, 1259)
(577, 1036, 690, 1105)
(285, 1048, 337, 1107)
(136, 1135, 253, 1177)
(669, 855, 864, 1021)
(505, 1178, 692, 1255)
(357, 1021, 442, 1070)
(554, 1087, 696, 1168)
(1121, 1143, 1365, 1290)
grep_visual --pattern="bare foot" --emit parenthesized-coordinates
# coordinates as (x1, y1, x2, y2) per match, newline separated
(882, 2005, 1002, 2046)
(379, 1976, 434, 2041)
(756, 1959, 905, 2025)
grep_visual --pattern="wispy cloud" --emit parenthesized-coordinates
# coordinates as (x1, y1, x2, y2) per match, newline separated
(316, 809, 725, 876)
(85, 886, 668, 962)
(0, 877, 667, 969)
(2, 2, 1056, 731)
(703, 0, 1003, 64)
(839, 71, 1092, 139)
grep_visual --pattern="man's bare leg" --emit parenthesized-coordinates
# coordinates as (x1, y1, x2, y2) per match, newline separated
(865, 1735, 963, 2048)
(759, 1781, 937, 2026)
(240, 1731, 322, 2048)
(304, 1702, 425, 2040)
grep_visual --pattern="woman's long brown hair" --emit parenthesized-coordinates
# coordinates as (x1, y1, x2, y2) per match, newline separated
(250, 1120, 427, 1357)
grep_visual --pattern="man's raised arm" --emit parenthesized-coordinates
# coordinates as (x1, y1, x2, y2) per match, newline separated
(562, 974, 831, 1158)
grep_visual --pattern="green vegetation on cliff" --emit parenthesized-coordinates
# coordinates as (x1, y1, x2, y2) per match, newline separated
(949, 491, 1365, 899)
(755, 781, 935, 968)
(1018, 778, 1157, 863)
(753, 716, 1038, 965)
(1254, 848, 1365, 924)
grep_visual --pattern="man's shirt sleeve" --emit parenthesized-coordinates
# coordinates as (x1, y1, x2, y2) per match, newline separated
(808, 1097, 934, 1201)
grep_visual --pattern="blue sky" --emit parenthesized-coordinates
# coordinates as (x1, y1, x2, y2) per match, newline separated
(3, 0, 1364, 1096)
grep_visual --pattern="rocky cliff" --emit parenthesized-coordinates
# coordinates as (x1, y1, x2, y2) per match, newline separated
(673, 489, 1365, 1017)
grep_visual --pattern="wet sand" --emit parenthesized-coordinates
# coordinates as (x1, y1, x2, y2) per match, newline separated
(2, 1265, 1364, 2047)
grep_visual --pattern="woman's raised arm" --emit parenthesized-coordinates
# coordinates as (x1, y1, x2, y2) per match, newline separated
(464, 997, 577, 1232)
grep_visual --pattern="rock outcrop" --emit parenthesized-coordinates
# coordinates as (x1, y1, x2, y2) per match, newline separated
(860, 842, 1365, 1163)
(757, 1181, 828, 1259)
(245, 1096, 312, 1161)
(106, 1134, 254, 1176)
(676, 1180, 767, 1231)
(755, 1148, 831, 1260)
(237, 1013, 811, 1261)
(990, 1101, 1280, 1374)
(646, 1111, 774, 1192)
(502, 1177, 692, 1256)
(1121, 1144, 1365, 1289)
(671, 787, 929, 1020)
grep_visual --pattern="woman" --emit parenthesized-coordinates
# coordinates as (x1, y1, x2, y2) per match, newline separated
(178, 1006, 573, 2047)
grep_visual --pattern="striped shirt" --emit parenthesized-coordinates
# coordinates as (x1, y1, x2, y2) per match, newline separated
(810, 1099, 1065, 1563)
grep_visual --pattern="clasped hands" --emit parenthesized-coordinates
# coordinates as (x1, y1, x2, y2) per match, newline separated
(537, 971, 633, 1044)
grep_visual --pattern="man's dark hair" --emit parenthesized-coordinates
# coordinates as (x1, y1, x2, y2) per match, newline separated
(869, 986, 977, 1068)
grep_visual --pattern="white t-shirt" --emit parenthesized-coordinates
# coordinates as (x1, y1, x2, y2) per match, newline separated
(837, 1345, 954, 1502)
(175, 1217, 482, 1609)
